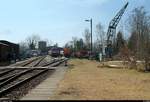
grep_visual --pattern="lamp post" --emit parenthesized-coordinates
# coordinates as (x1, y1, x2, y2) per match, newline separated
(85, 18, 93, 59)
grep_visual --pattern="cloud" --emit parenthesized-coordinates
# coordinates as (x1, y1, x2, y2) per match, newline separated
(68, 0, 110, 6)
(0, 30, 13, 35)
(50, 0, 110, 7)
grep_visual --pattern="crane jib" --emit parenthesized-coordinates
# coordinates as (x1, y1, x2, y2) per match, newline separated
(105, 2, 129, 59)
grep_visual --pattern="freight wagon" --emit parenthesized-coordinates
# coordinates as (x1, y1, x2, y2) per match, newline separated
(74, 50, 89, 58)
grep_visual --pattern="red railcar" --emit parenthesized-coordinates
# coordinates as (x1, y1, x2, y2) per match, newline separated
(75, 50, 89, 58)
(63, 48, 71, 58)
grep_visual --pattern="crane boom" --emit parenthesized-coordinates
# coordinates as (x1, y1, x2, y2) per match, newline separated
(106, 2, 129, 58)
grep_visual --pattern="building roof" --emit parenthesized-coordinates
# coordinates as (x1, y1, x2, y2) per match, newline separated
(0, 42, 9, 46)
(0, 40, 18, 46)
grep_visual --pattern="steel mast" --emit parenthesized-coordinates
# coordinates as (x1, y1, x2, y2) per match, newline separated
(106, 2, 129, 58)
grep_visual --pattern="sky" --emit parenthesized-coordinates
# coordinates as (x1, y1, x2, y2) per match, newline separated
(0, 0, 150, 47)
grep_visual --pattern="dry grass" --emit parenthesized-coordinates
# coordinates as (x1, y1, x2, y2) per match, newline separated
(50, 59, 150, 100)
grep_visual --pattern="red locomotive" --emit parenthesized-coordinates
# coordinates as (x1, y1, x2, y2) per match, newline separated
(63, 48, 71, 58)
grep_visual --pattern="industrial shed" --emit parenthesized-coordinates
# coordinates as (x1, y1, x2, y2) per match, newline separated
(0, 40, 20, 63)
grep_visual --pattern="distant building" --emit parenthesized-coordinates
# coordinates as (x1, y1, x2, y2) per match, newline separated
(38, 41, 47, 53)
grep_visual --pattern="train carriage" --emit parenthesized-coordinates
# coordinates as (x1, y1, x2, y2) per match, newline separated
(49, 47, 64, 57)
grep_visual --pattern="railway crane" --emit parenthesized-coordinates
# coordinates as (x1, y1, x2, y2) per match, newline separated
(105, 2, 129, 59)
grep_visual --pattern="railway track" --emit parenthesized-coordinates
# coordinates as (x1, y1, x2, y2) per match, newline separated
(8, 56, 67, 68)
(0, 69, 48, 97)
(9, 56, 46, 67)
(41, 57, 67, 67)
(9, 57, 38, 67)
(0, 69, 26, 83)
(25, 56, 46, 67)
(0, 56, 68, 99)
(0, 68, 54, 99)
(21, 56, 45, 67)
(0, 74, 16, 83)
(0, 69, 15, 77)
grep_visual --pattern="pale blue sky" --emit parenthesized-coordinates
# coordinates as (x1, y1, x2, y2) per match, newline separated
(0, 0, 149, 47)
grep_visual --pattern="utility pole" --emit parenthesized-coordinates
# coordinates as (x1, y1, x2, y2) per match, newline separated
(85, 18, 93, 59)
(90, 19, 93, 56)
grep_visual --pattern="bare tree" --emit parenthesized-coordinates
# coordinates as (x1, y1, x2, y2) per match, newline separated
(65, 41, 73, 48)
(114, 31, 125, 54)
(83, 29, 90, 50)
(95, 23, 106, 53)
(72, 37, 78, 51)
(26, 34, 41, 50)
(128, 6, 150, 70)
(19, 41, 28, 58)
(44, 39, 53, 46)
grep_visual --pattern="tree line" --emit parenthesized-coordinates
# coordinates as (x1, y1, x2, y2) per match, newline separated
(65, 6, 150, 69)
(19, 34, 53, 58)
(64, 23, 106, 54)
